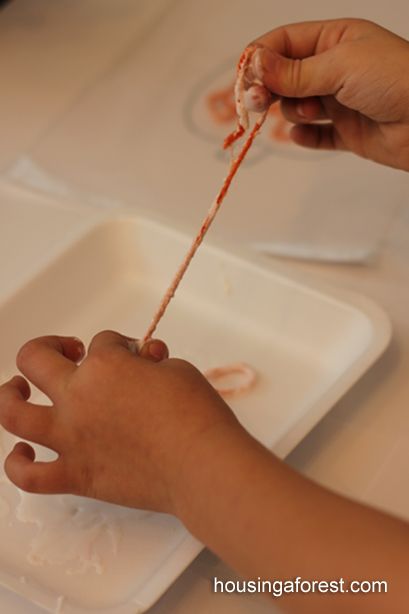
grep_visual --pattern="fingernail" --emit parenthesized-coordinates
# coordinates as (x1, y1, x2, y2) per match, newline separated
(148, 341, 166, 361)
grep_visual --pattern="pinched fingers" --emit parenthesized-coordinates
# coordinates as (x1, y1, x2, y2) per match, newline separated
(243, 84, 274, 113)
(281, 97, 327, 123)
(88, 330, 134, 355)
(2, 375, 30, 400)
(88, 330, 169, 363)
(0, 379, 67, 492)
(251, 20, 337, 59)
(16, 336, 84, 401)
(139, 339, 169, 363)
(290, 123, 346, 151)
(5, 442, 69, 494)
(0, 376, 57, 449)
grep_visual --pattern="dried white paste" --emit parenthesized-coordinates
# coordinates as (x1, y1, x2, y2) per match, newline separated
(16, 493, 122, 575)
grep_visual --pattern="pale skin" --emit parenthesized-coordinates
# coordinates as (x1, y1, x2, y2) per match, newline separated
(1, 18, 409, 613)
(248, 18, 409, 171)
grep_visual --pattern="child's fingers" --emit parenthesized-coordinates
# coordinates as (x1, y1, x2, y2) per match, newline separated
(0, 375, 31, 400)
(139, 339, 169, 363)
(88, 331, 170, 363)
(252, 46, 343, 100)
(249, 20, 357, 100)
(5, 442, 68, 494)
(0, 378, 57, 449)
(251, 20, 333, 59)
(16, 336, 82, 400)
(88, 330, 134, 355)
(281, 97, 327, 123)
(251, 18, 359, 59)
(290, 123, 346, 151)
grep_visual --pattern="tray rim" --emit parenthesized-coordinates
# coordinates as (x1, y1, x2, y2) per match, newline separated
(0, 211, 392, 613)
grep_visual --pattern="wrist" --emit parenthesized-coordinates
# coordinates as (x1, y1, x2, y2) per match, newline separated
(169, 415, 245, 512)
(170, 416, 259, 530)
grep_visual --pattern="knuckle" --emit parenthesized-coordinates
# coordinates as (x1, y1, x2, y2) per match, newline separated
(350, 17, 372, 27)
(89, 344, 118, 368)
(16, 339, 38, 369)
(91, 329, 112, 341)
(166, 357, 192, 370)
(88, 345, 106, 363)
(91, 330, 117, 346)
(165, 358, 203, 381)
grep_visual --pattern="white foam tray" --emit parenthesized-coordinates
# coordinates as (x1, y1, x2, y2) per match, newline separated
(0, 213, 391, 613)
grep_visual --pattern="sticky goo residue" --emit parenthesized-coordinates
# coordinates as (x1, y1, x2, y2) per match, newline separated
(16, 493, 122, 575)
(205, 362, 257, 398)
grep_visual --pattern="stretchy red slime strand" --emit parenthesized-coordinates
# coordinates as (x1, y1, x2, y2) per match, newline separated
(142, 109, 268, 343)
(222, 46, 254, 149)
(142, 47, 270, 397)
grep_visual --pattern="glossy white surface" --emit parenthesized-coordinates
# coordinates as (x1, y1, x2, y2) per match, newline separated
(0, 1, 409, 612)
(0, 196, 390, 612)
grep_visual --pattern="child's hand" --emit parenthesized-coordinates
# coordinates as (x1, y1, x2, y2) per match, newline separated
(2, 333, 409, 614)
(0, 332, 239, 513)
(251, 19, 409, 170)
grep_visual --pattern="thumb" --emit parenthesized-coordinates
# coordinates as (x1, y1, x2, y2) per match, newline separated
(253, 46, 344, 99)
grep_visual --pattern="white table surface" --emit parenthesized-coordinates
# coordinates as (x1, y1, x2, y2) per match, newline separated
(0, 1, 409, 613)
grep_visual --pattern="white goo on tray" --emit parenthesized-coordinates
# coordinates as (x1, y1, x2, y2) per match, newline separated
(16, 492, 122, 575)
